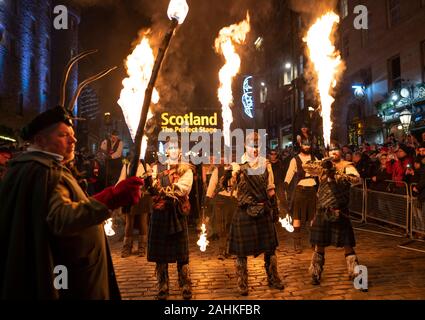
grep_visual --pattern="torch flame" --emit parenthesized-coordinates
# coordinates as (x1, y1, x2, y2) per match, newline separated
(104, 218, 116, 237)
(118, 32, 160, 159)
(304, 12, 343, 148)
(279, 214, 294, 233)
(197, 223, 209, 252)
(167, 0, 189, 24)
(215, 13, 251, 147)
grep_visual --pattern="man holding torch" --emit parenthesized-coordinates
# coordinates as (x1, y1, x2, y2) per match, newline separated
(0, 106, 144, 299)
(224, 132, 284, 296)
(304, 144, 361, 286)
(147, 137, 194, 300)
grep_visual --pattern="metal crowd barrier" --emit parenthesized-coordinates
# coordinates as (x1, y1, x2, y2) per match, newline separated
(364, 179, 410, 236)
(348, 179, 425, 252)
(348, 181, 365, 223)
(409, 184, 425, 238)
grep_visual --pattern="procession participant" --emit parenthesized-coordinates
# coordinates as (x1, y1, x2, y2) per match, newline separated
(0, 106, 144, 299)
(304, 144, 361, 286)
(117, 158, 152, 258)
(205, 161, 237, 260)
(0, 146, 13, 182)
(283, 140, 317, 254)
(226, 132, 284, 296)
(100, 130, 124, 186)
(147, 137, 194, 300)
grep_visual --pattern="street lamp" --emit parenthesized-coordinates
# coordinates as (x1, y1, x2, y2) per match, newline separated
(399, 109, 412, 134)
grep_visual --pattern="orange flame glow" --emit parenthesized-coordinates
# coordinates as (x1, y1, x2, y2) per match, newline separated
(104, 218, 115, 237)
(197, 223, 209, 252)
(304, 12, 343, 148)
(118, 32, 159, 158)
(215, 13, 250, 147)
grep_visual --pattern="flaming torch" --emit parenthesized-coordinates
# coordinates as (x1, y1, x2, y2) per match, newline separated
(215, 13, 251, 149)
(118, 34, 160, 160)
(304, 12, 343, 148)
(197, 223, 209, 252)
(128, 0, 189, 177)
(104, 218, 116, 237)
(279, 215, 294, 233)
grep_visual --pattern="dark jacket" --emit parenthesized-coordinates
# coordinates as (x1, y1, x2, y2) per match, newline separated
(0, 151, 119, 299)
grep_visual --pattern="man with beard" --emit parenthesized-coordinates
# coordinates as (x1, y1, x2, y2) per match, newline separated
(226, 132, 284, 296)
(284, 140, 317, 254)
(0, 106, 144, 299)
(304, 144, 361, 286)
(147, 138, 194, 300)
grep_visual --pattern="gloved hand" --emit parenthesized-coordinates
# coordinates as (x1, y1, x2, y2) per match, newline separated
(269, 194, 280, 223)
(93, 177, 144, 210)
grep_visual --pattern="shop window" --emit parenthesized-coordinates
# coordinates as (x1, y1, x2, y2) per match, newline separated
(387, 0, 401, 28)
(388, 55, 401, 90)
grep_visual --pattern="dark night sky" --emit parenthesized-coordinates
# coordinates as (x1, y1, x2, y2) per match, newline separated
(66, 0, 274, 121)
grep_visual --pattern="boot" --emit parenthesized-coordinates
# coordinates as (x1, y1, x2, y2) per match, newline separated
(121, 237, 132, 258)
(265, 255, 284, 290)
(236, 257, 248, 296)
(346, 254, 359, 281)
(293, 234, 303, 254)
(309, 252, 325, 285)
(156, 263, 169, 300)
(178, 264, 192, 300)
(137, 235, 147, 257)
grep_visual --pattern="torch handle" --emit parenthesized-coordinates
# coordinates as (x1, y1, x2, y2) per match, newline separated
(130, 18, 179, 177)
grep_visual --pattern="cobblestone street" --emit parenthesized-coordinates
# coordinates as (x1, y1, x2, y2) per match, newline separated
(110, 224, 425, 300)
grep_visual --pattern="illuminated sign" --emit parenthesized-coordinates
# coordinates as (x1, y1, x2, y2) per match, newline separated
(242, 76, 254, 118)
(160, 112, 219, 134)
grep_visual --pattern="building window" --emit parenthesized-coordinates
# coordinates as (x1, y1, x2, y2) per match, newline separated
(388, 55, 401, 90)
(31, 19, 37, 36)
(340, 0, 349, 19)
(421, 41, 425, 82)
(342, 34, 350, 58)
(30, 57, 36, 73)
(10, 0, 19, 15)
(0, 25, 4, 44)
(300, 91, 305, 110)
(387, 0, 401, 28)
(299, 55, 304, 75)
(9, 37, 17, 58)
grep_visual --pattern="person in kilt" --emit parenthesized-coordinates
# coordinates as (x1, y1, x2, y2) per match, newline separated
(226, 132, 284, 296)
(147, 139, 194, 300)
(304, 144, 361, 286)
(284, 140, 317, 254)
(117, 158, 152, 258)
(205, 162, 237, 260)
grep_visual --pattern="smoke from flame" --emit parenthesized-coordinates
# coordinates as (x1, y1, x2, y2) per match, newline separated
(214, 13, 250, 147)
(118, 32, 159, 159)
(304, 12, 343, 148)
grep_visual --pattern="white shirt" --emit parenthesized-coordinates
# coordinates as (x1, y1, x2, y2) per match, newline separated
(284, 153, 317, 187)
(26, 146, 64, 162)
(232, 154, 275, 191)
(152, 162, 193, 197)
(100, 139, 123, 159)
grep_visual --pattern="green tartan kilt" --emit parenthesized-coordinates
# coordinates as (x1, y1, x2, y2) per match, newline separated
(228, 206, 279, 257)
(147, 202, 189, 264)
(310, 208, 356, 248)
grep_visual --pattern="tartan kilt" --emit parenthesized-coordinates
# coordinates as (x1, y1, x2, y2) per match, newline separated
(147, 202, 189, 263)
(129, 194, 152, 216)
(228, 206, 279, 257)
(292, 186, 317, 222)
(310, 209, 356, 248)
